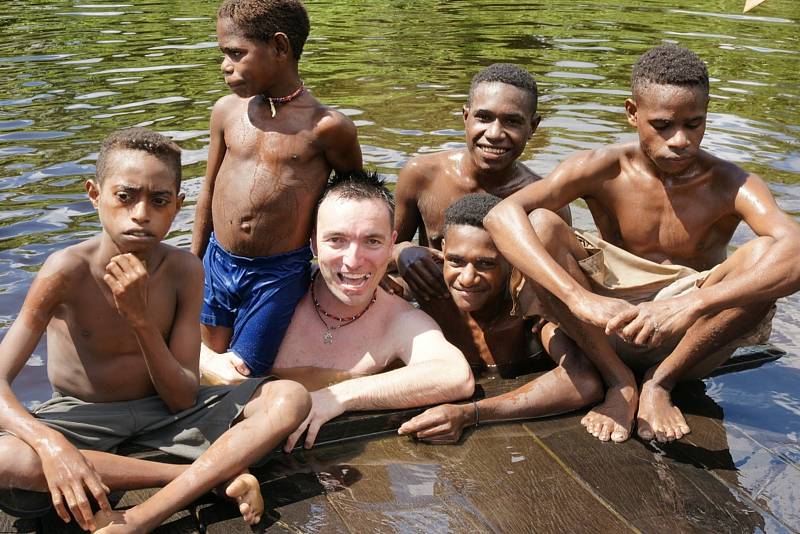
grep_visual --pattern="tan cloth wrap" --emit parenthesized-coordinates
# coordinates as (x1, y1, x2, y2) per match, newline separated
(510, 230, 774, 368)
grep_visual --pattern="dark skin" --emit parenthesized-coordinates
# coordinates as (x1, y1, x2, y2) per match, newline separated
(392, 81, 570, 300)
(191, 19, 362, 357)
(399, 224, 602, 443)
(485, 82, 800, 443)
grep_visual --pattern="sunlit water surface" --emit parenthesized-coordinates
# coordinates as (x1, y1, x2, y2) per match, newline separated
(1, 0, 798, 529)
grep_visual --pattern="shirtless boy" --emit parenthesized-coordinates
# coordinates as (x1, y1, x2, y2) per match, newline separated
(192, 0, 362, 383)
(398, 193, 602, 443)
(485, 45, 800, 443)
(0, 129, 310, 532)
(392, 63, 568, 301)
(269, 171, 474, 451)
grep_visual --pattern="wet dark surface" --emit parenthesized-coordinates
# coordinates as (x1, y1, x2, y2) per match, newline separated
(1, 347, 796, 533)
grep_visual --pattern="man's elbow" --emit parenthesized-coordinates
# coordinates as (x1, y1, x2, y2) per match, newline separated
(443, 360, 475, 401)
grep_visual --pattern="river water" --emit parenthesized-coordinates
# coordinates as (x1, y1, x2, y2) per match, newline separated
(1, 0, 798, 528)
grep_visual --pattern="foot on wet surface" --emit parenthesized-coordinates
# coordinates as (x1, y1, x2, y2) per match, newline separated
(580, 383, 638, 442)
(636, 379, 691, 442)
(223, 472, 263, 525)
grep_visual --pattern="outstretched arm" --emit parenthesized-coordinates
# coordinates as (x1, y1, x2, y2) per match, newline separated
(284, 309, 474, 450)
(0, 254, 111, 530)
(191, 100, 227, 258)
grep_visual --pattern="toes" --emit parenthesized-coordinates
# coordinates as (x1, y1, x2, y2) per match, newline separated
(611, 426, 629, 443)
(636, 418, 654, 440)
(598, 425, 612, 442)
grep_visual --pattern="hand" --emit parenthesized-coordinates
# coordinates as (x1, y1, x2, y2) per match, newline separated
(379, 274, 406, 298)
(396, 246, 449, 301)
(35, 434, 111, 531)
(103, 253, 149, 328)
(283, 388, 345, 452)
(606, 294, 702, 347)
(570, 291, 637, 330)
(199, 349, 250, 385)
(398, 403, 472, 444)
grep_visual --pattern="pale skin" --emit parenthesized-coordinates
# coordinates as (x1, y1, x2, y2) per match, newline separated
(485, 82, 800, 443)
(399, 224, 603, 443)
(273, 195, 474, 451)
(0, 150, 310, 532)
(392, 81, 574, 301)
(192, 18, 362, 376)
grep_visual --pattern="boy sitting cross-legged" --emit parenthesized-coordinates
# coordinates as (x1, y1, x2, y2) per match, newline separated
(193, 0, 362, 384)
(0, 128, 310, 533)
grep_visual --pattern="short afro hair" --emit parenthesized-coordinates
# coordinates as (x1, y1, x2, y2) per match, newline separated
(631, 44, 709, 98)
(443, 193, 502, 235)
(468, 63, 538, 114)
(218, 0, 310, 60)
(318, 169, 395, 228)
(95, 128, 181, 190)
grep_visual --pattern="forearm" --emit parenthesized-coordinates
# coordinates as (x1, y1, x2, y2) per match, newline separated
(695, 237, 800, 316)
(485, 202, 586, 308)
(133, 323, 198, 412)
(328, 359, 473, 412)
(0, 383, 64, 452)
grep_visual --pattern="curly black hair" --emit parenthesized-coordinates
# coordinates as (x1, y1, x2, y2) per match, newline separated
(468, 63, 538, 114)
(631, 44, 709, 98)
(95, 128, 181, 189)
(218, 0, 310, 60)
(318, 169, 395, 227)
(443, 193, 502, 234)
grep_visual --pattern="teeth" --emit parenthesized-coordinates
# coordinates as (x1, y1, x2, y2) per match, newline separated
(479, 146, 508, 155)
(341, 273, 370, 281)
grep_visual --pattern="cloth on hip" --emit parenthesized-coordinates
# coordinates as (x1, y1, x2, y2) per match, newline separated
(201, 233, 311, 376)
(4, 378, 270, 461)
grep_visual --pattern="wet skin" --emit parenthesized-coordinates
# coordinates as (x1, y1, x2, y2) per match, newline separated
(0, 149, 311, 531)
(399, 224, 603, 443)
(271, 196, 474, 451)
(485, 82, 800, 443)
(392, 81, 573, 300)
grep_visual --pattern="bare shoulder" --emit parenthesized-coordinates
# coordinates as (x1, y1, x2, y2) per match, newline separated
(399, 150, 455, 188)
(383, 291, 442, 333)
(43, 238, 98, 279)
(210, 93, 246, 125)
(312, 103, 357, 139)
(159, 244, 203, 282)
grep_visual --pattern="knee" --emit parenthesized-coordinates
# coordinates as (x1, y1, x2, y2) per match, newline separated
(528, 208, 570, 250)
(0, 436, 41, 488)
(262, 380, 311, 424)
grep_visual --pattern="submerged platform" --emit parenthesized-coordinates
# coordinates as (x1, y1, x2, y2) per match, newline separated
(1, 345, 796, 533)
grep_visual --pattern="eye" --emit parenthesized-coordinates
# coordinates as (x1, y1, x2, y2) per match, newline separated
(152, 196, 170, 207)
(115, 191, 131, 203)
(651, 121, 670, 131)
(474, 112, 492, 123)
(686, 120, 703, 129)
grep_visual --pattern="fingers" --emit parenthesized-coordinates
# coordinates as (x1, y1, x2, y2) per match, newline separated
(605, 307, 638, 335)
(229, 354, 251, 376)
(69, 482, 95, 531)
(284, 415, 310, 452)
(85, 473, 111, 513)
(49, 486, 71, 525)
(405, 262, 447, 300)
(304, 419, 322, 449)
(398, 413, 433, 435)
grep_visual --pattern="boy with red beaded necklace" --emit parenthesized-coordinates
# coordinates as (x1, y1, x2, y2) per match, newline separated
(192, 0, 363, 384)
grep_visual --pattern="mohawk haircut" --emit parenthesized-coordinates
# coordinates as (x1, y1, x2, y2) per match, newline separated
(631, 44, 709, 98)
(95, 128, 181, 190)
(218, 0, 310, 60)
(468, 63, 538, 114)
(318, 169, 395, 227)
(443, 193, 502, 234)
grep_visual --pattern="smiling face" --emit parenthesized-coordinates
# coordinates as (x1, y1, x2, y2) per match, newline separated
(314, 195, 396, 310)
(442, 224, 509, 313)
(626, 83, 709, 176)
(216, 17, 277, 98)
(88, 149, 182, 255)
(463, 81, 539, 174)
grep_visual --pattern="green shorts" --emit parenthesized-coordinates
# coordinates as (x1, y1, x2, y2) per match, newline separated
(4, 378, 268, 461)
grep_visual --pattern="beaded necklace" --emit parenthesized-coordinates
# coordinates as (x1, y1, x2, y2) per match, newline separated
(310, 270, 377, 344)
(265, 82, 305, 118)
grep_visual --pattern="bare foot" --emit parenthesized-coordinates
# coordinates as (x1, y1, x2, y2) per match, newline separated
(637, 379, 691, 442)
(92, 510, 139, 533)
(581, 383, 637, 442)
(223, 472, 263, 525)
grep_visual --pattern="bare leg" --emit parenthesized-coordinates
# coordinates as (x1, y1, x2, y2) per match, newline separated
(93, 379, 310, 532)
(637, 239, 775, 442)
(0, 436, 187, 493)
(528, 209, 638, 442)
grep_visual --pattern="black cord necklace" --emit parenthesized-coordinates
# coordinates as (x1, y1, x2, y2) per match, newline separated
(310, 270, 377, 344)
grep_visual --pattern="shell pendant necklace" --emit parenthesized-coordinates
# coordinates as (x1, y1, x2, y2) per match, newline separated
(265, 82, 305, 118)
(310, 271, 377, 344)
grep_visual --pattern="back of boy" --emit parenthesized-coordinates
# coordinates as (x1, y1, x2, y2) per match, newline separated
(192, 0, 362, 381)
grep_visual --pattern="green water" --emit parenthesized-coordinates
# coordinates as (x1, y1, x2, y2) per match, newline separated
(1, 0, 799, 529)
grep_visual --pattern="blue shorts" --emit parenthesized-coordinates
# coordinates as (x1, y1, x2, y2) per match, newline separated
(201, 234, 311, 376)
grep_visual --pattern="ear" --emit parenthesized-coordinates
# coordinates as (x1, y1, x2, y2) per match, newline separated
(624, 98, 638, 128)
(272, 32, 292, 60)
(529, 113, 541, 137)
(176, 191, 185, 211)
(462, 104, 470, 123)
(390, 230, 397, 246)
(310, 230, 318, 257)
(86, 179, 101, 208)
